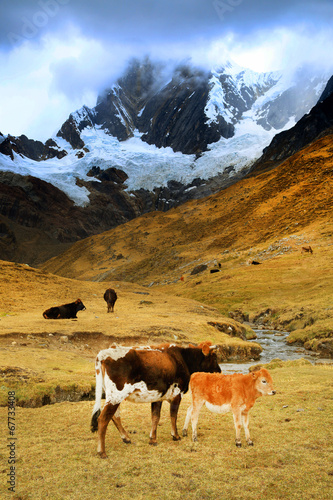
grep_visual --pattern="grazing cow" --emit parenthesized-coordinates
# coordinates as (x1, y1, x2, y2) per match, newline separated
(301, 246, 313, 254)
(90, 342, 221, 458)
(43, 299, 86, 319)
(103, 288, 117, 313)
(251, 260, 261, 265)
(182, 368, 275, 447)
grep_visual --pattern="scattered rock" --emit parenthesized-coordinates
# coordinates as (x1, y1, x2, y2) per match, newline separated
(190, 264, 208, 275)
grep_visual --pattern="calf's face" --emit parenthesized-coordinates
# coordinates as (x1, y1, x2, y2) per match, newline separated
(253, 368, 276, 396)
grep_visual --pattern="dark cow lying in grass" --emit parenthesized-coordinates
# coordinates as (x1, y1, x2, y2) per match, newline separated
(43, 299, 86, 319)
(103, 288, 117, 313)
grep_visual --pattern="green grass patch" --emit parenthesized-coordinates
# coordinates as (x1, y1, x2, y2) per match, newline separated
(0, 348, 94, 407)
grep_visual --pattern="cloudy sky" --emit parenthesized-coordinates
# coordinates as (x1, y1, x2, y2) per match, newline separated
(1, 0, 333, 140)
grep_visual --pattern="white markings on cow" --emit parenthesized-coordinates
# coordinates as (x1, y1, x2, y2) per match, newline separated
(104, 375, 182, 405)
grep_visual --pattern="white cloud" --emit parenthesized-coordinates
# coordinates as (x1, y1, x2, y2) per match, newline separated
(0, 19, 332, 141)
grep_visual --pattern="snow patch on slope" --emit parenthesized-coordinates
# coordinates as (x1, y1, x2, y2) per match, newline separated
(0, 118, 280, 206)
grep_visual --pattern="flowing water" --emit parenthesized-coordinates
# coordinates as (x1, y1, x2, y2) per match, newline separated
(221, 328, 329, 374)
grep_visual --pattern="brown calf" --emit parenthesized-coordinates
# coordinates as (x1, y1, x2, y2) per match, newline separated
(183, 368, 275, 447)
(301, 246, 313, 254)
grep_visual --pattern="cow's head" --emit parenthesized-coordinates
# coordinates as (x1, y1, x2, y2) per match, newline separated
(252, 368, 275, 396)
(75, 299, 86, 311)
(187, 341, 221, 374)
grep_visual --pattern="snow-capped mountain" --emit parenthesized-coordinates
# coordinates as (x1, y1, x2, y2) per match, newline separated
(0, 58, 329, 207)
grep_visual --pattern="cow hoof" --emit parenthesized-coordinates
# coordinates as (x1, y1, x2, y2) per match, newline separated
(122, 438, 131, 444)
(182, 429, 188, 437)
(149, 440, 158, 446)
(172, 435, 181, 442)
(235, 442, 242, 448)
(98, 452, 108, 459)
(247, 440, 254, 446)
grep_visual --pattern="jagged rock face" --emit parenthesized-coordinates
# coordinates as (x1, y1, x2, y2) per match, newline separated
(0, 135, 67, 161)
(55, 59, 327, 159)
(250, 79, 333, 174)
(55, 60, 281, 155)
(319, 75, 333, 102)
(138, 65, 235, 155)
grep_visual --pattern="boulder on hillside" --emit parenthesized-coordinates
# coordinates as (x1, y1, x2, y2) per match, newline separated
(190, 264, 208, 275)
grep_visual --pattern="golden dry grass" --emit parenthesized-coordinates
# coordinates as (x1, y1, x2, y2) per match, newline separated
(0, 259, 252, 345)
(1, 363, 332, 500)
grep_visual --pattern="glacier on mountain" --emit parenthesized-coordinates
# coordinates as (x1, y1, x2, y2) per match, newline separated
(0, 60, 329, 206)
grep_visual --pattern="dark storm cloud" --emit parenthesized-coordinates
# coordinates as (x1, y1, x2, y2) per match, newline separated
(1, 0, 332, 50)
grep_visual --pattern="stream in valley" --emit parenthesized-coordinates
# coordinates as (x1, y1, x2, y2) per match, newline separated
(222, 328, 331, 374)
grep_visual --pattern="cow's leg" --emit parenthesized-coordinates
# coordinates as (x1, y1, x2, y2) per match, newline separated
(169, 394, 182, 441)
(232, 408, 243, 447)
(242, 410, 253, 446)
(182, 404, 193, 437)
(97, 403, 119, 458)
(149, 401, 162, 445)
(190, 400, 204, 442)
(111, 406, 131, 444)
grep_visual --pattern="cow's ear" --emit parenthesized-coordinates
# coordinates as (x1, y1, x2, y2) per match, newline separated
(201, 343, 211, 356)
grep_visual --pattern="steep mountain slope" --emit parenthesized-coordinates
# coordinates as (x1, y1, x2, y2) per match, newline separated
(41, 132, 333, 283)
(0, 59, 331, 265)
(250, 75, 333, 175)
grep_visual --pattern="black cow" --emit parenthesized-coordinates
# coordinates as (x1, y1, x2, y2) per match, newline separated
(91, 341, 221, 458)
(103, 288, 117, 313)
(43, 299, 86, 319)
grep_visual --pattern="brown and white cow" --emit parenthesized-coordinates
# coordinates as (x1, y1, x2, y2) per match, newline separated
(103, 288, 117, 313)
(90, 342, 221, 458)
(182, 368, 275, 447)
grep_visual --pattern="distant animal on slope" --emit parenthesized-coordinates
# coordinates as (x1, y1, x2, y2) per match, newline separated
(301, 246, 313, 254)
(251, 260, 261, 265)
(103, 288, 117, 313)
(90, 341, 221, 458)
(182, 368, 275, 447)
(43, 299, 86, 319)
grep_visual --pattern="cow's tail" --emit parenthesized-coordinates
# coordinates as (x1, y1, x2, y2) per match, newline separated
(90, 357, 103, 433)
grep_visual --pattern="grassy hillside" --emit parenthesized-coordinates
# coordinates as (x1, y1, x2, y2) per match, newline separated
(40, 134, 333, 357)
